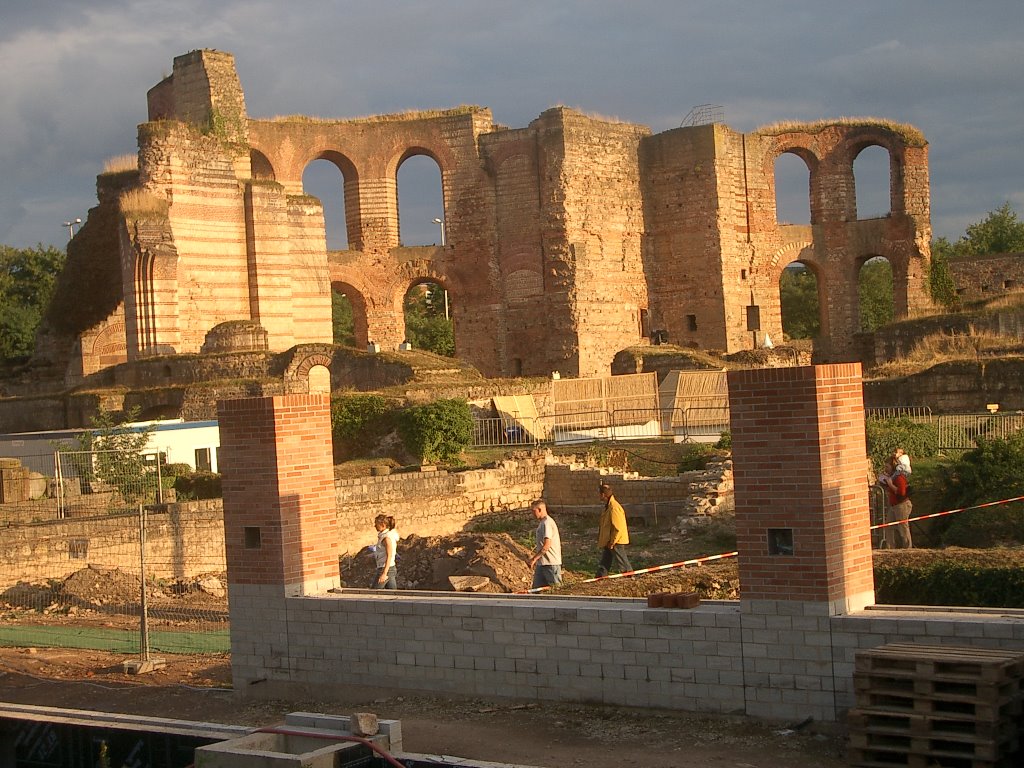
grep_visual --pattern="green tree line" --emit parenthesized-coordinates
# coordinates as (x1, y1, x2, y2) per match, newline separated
(0, 244, 65, 365)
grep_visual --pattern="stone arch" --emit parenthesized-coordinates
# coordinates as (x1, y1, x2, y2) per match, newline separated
(304, 149, 361, 252)
(330, 280, 370, 349)
(250, 149, 275, 181)
(778, 255, 827, 341)
(394, 147, 445, 247)
(767, 144, 822, 225)
(855, 253, 895, 332)
(390, 260, 461, 354)
(284, 349, 334, 394)
(847, 139, 896, 220)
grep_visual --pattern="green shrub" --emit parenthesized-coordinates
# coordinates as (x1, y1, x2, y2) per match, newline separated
(396, 398, 473, 464)
(172, 471, 222, 500)
(162, 463, 193, 478)
(714, 431, 731, 450)
(331, 394, 398, 461)
(865, 417, 939, 472)
(874, 550, 1024, 607)
(677, 443, 714, 472)
(933, 434, 1024, 547)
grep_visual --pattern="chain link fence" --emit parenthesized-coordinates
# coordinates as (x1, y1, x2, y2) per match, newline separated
(0, 450, 228, 660)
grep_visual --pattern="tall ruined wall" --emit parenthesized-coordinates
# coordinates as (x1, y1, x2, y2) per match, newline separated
(641, 124, 730, 349)
(45, 49, 933, 390)
(556, 110, 650, 377)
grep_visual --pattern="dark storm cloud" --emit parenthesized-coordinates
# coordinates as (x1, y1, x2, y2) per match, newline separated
(1, 1, 1021, 247)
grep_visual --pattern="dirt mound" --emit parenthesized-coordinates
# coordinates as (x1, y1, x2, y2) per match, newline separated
(61, 565, 143, 605)
(342, 532, 535, 592)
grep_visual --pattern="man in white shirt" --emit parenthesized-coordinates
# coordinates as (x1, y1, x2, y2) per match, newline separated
(528, 499, 563, 589)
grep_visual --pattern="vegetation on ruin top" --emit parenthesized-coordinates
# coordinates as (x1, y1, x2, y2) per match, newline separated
(100, 154, 138, 176)
(262, 105, 486, 125)
(754, 117, 927, 146)
(119, 190, 169, 220)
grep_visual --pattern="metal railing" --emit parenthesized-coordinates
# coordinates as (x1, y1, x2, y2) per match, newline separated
(471, 405, 730, 448)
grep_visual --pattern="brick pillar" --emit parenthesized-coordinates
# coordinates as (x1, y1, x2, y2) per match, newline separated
(217, 394, 338, 690)
(727, 363, 874, 721)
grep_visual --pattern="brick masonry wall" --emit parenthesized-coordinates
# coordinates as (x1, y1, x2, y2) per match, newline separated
(218, 394, 339, 595)
(727, 364, 874, 609)
(948, 254, 1024, 302)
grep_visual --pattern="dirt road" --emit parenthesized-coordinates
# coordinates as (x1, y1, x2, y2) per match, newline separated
(0, 646, 848, 768)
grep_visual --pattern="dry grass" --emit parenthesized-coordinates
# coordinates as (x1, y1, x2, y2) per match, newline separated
(119, 189, 169, 219)
(871, 326, 1015, 377)
(754, 117, 926, 147)
(101, 154, 138, 174)
(263, 105, 485, 124)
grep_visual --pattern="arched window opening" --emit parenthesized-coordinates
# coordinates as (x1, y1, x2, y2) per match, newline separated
(250, 150, 275, 181)
(332, 282, 368, 348)
(853, 145, 891, 220)
(308, 364, 331, 395)
(397, 153, 444, 246)
(332, 288, 355, 347)
(858, 256, 894, 332)
(774, 152, 811, 226)
(303, 159, 348, 250)
(779, 262, 820, 339)
(404, 281, 454, 356)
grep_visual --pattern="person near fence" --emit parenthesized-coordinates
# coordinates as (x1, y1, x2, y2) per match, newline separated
(527, 499, 562, 589)
(371, 514, 399, 589)
(596, 482, 632, 577)
(879, 454, 913, 549)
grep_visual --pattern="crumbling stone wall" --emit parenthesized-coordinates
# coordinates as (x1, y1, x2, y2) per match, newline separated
(947, 253, 1024, 303)
(49, 49, 932, 386)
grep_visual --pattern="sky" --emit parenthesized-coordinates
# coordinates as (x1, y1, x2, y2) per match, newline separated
(2, 0, 1022, 251)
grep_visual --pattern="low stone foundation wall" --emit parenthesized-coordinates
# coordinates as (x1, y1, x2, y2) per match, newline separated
(0, 501, 225, 586)
(336, 456, 546, 552)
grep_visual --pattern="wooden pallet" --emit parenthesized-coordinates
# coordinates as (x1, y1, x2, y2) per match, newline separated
(849, 708, 1019, 743)
(855, 690, 1021, 720)
(855, 644, 1024, 683)
(849, 644, 1024, 768)
(848, 745, 1020, 768)
(854, 674, 1021, 706)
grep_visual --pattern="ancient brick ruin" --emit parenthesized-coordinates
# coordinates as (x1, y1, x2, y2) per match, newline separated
(45, 49, 933, 384)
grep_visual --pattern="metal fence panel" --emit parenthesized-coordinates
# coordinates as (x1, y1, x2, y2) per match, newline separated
(0, 450, 228, 658)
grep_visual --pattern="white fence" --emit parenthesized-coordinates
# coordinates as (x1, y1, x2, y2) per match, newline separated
(471, 406, 730, 448)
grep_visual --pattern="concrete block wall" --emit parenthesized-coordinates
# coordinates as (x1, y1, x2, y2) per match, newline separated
(235, 592, 748, 713)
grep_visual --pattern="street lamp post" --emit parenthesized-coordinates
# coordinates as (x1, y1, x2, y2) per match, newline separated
(432, 217, 446, 247)
(62, 217, 82, 240)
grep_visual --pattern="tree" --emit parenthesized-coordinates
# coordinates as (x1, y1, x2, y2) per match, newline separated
(404, 282, 454, 356)
(935, 202, 1024, 259)
(858, 258, 894, 332)
(396, 398, 473, 464)
(779, 265, 819, 339)
(332, 289, 355, 346)
(927, 243, 959, 309)
(960, 202, 1024, 256)
(59, 407, 158, 507)
(0, 244, 65, 364)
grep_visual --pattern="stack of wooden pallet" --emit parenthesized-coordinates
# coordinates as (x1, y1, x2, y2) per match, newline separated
(849, 643, 1024, 768)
